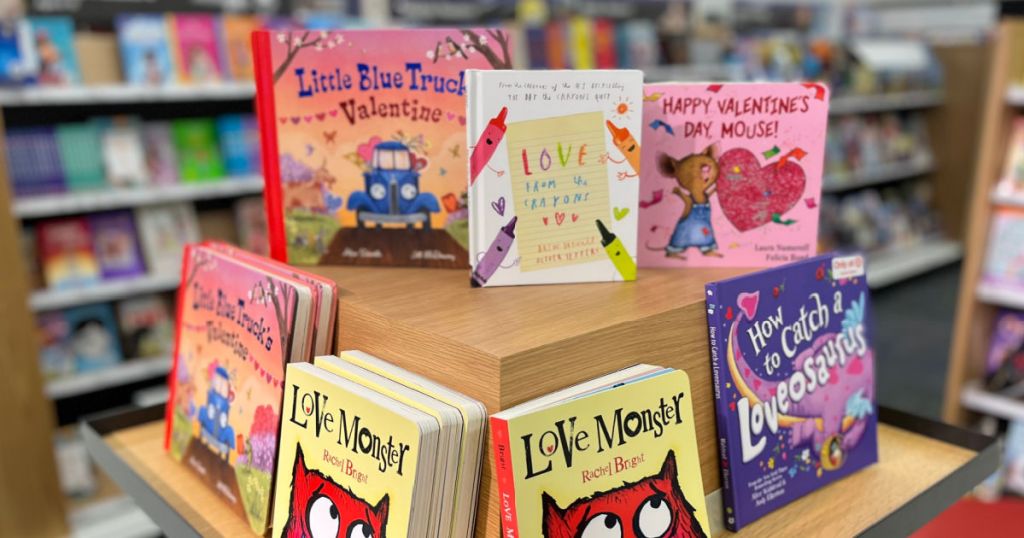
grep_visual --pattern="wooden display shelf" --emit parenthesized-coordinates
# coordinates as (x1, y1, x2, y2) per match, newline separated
(82, 404, 997, 538)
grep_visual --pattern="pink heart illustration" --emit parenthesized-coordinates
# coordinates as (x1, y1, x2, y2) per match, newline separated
(303, 115, 313, 123)
(737, 291, 759, 319)
(329, 109, 338, 117)
(542, 216, 549, 225)
(315, 112, 326, 121)
(290, 117, 300, 125)
(357, 136, 383, 163)
(458, 116, 466, 126)
(847, 358, 863, 375)
(278, 117, 287, 124)
(753, 379, 762, 390)
(716, 148, 806, 232)
(828, 372, 840, 385)
(491, 197, 506, 216)
(446, 112, 455, 120)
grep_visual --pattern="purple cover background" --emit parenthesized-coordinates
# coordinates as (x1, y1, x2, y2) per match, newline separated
(89, 210, 146, 279)
(706, 253, 878, 530)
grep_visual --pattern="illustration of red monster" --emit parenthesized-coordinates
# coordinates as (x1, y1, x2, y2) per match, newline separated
(281, 446, 389, 538)
(542, 450, 706, 538)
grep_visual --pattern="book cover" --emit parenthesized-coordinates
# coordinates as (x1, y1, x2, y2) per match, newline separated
(142, 122, 180, 185)
(169, 13, 226, 84)
(37, 311, 74, 379)
(172, 118, 225, 181)
(135, 203, 200, 275)
(252, 27, 512, 267)
(705, 253, 877, 530)
(567, 16, 594, 69)
(998, 117, 1024, 196)
(115, 14, 176, 85)
(221, 15, 261, 80)
(117, 295, 173, 358)
(56, 121, 106, 191)
(984, 309, 1024, 393)
(466, 69, 643, 286)
(544, 21, 567, 69)
(216, 114, 260, 176)
(593, 18, 618, 69)
(0, 20, 38, 84)
(982, 207, 1024, 289)
(271, 362, 439, 536)
(164, 244, 313, 534)
(7, 127, 66, 197)
(37, 217, 100, 289)
(639, 83, 829, 268)
(102, 120, 150, 187)
(28, 16, 80, 85)
(490, 369, 710, 537)
(89, 210, 146, 280)
(64, 303, 123, 373)
(234, 196, 270, 256)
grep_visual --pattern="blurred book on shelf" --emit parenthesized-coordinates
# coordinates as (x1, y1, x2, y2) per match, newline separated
(820, 179, 940, 254)
(135, 202, 200, 276)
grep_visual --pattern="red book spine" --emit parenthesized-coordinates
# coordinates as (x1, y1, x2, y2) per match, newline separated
(251, 31, 288, 262)
(163, 244, 193, 450)
(490, 416, 520, 537)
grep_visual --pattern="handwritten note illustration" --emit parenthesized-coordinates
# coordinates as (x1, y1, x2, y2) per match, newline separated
(506, 112, 610, 271)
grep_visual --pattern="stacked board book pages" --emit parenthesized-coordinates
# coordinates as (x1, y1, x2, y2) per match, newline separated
(705, 252, 878, 530)
(490, 365, 710, 537)
(466, 69, 643, 286)
(163, 243, 337, 534)
(272, 351, 486, 537)
(252, 27, 513, 267)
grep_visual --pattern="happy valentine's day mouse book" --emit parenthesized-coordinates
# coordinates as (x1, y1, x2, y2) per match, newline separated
(252, 28, 512, 268)
(490, 366, 710, 537)
(705, 253, 877, 531)
(639, 82, 829, 268)
(466, 69, 642, 286)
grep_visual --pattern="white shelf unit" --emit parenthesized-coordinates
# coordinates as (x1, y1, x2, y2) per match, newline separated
(976, 281, 1024, 310)
(13, 176, 264, 219)
(866, 237, 963, 289)
(990, 189, 1024, 208)
(828, 89, 944, 115)
(30, 274, 179, 312)
(823, 154, 935, 194)
(46, 357, 172, 400)
(960, 380, 1024, 423)
(0, 83, 254, 107)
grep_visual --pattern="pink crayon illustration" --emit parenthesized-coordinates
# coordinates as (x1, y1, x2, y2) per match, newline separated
(471, 215, 516, 287)
(469, 106, 508, 186)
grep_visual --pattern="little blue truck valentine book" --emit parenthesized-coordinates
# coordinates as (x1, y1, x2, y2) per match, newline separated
(705, 253, 878, 531)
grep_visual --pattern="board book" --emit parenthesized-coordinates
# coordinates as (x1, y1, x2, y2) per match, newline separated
(490, 366, 710, 537)
(37, 217, 100, 289)
(164, 243, 315, 534)
(639, 82, 829, 268)
(28, 16, 81, 85)
(272, 362, 440, 536)
(89, 210, 145, 280)
(705, 253, 877, 530)
(168, 13, 225, 84)
(64, 303, 123, 373)
(135, 203, 200, 276)
(466, 69, 643, 287)
(115, 14, 175, 85)
(982, 207, 1024, 290)
(252, 27, 512, 267)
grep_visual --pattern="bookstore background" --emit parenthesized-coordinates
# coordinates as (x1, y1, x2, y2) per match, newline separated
(0, 0, 1022, 536)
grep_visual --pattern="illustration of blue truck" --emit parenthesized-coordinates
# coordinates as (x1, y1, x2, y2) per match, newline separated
(198, 366, 235, 460)
(347, 141, 440, 229)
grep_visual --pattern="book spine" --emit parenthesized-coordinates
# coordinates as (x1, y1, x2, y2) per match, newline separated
(490, 416, 520, 537)
(163, 243, 192, 451)
(706, 282, 742, 531)
(251, 31, 288, 262)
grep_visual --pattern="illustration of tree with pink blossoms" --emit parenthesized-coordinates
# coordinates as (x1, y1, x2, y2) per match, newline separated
(426, 29, 512, 69)
(185, 247, 217, 286)
(247, 278, 296, 362)
(272, 30, 345, 83)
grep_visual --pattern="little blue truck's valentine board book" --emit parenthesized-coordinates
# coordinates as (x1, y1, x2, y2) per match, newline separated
(466, 69, 642, 286)
(252, 28, 512, 268)
(639, 82, 829, 268)
(705, 253, 877, 531)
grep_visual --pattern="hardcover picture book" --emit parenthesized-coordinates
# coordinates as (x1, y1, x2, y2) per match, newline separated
(169, 13, 225, 84)
(64, 303, 123, 373)
(7, 127, 66, 198)
(490, 365, 710, 537)
(165, 244, 315, 534)
(115, 14, 176, 85)
(57, 121, 106, 191)
(38, 217, 100, 289)
(102, 120, 149, 187)
(466, 69, 643, 286)
(252, 27, 513, 267)
(639, 82, 829, 267)
(705, 253, 877, 530)
(135, 203, 200, 276)
(117, 295, 173, 358)
(89, 210, 145, 280)
(28, 16, 81, 85)
(221, 15, 261, 80)
(982, 207, 1024, 290)
(141, 122, 180, 185)
(271, 362, 440, 536)
(172, 118, 225, 181)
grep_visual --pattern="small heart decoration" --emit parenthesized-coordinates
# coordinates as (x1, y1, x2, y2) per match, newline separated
(290, 117, 301, 125)
(490, 197, 506, 216)
(458, 115, 466, 126)
(542, 216, 549, 225)
(753, 379, 762, 390)
(278, 117, 287, 124)
(555, 212, 566, 225)
(446, 112, 455, 120)
(737, 291, 759, 319)
(303, 115, 313, 123)
(725, 306, 734, 320)
(613, 207, 629, 221)
(329, 109, 338, 117)
(315, 112, 326, 121)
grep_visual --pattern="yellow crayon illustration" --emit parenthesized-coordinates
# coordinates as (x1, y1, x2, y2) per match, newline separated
(606, 119, 641, 176)
(596, 219, 637, 281)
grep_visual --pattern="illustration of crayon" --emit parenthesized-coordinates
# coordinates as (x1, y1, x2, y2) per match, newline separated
(606, 120, 641, 176)
(469, 106, 508, 186)
(596, 218, 636, 281)
(472, 216, 516, 287)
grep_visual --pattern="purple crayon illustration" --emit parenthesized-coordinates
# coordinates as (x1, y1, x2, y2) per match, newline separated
(472, 215, 516, 287)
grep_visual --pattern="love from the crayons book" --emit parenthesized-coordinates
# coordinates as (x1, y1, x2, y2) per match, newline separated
(164, 245, 311, 534)
(639, 83, 829, 268)
(466, 69, 642, 286)
(705, 253, 877, 531)
(252, 28, 512, 267)
(491, 369, 709, 537)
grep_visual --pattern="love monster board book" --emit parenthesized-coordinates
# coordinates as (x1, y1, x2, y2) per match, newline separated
(491, 367, 710, 538)
(252, 28, 513, 268)
(327, 350, 488, 538)
(272, 362, 440, 536)
(164, 244, 315, 534)
(466, 69, 643, 286)
(639, 82, 829, 268)
(705, 253, 877, 531)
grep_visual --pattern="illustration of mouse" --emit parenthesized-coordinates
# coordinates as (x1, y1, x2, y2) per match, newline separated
(648, 146, 723, 259)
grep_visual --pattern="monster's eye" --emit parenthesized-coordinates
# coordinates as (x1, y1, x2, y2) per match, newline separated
(308, 496, 340, 538)
(636, 494, 672, 537)
(348, 522, 373, 538)
(581, 513, 622, 538)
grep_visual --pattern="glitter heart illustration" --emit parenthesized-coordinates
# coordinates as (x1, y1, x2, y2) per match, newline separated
(490, 197, 505, 216)
(716, 148, 806, 232)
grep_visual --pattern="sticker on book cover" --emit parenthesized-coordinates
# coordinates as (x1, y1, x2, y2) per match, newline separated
(832, 254, 865, 280)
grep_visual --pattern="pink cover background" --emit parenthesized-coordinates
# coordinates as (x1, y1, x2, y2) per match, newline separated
(638, 83, 828, 268)
(174, 14, 226, 81)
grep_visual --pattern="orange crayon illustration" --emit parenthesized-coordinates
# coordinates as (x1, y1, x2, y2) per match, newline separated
(606, 119, 641, 176)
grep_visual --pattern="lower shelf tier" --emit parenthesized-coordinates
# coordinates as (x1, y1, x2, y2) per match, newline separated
(82, 405, 999, 538)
